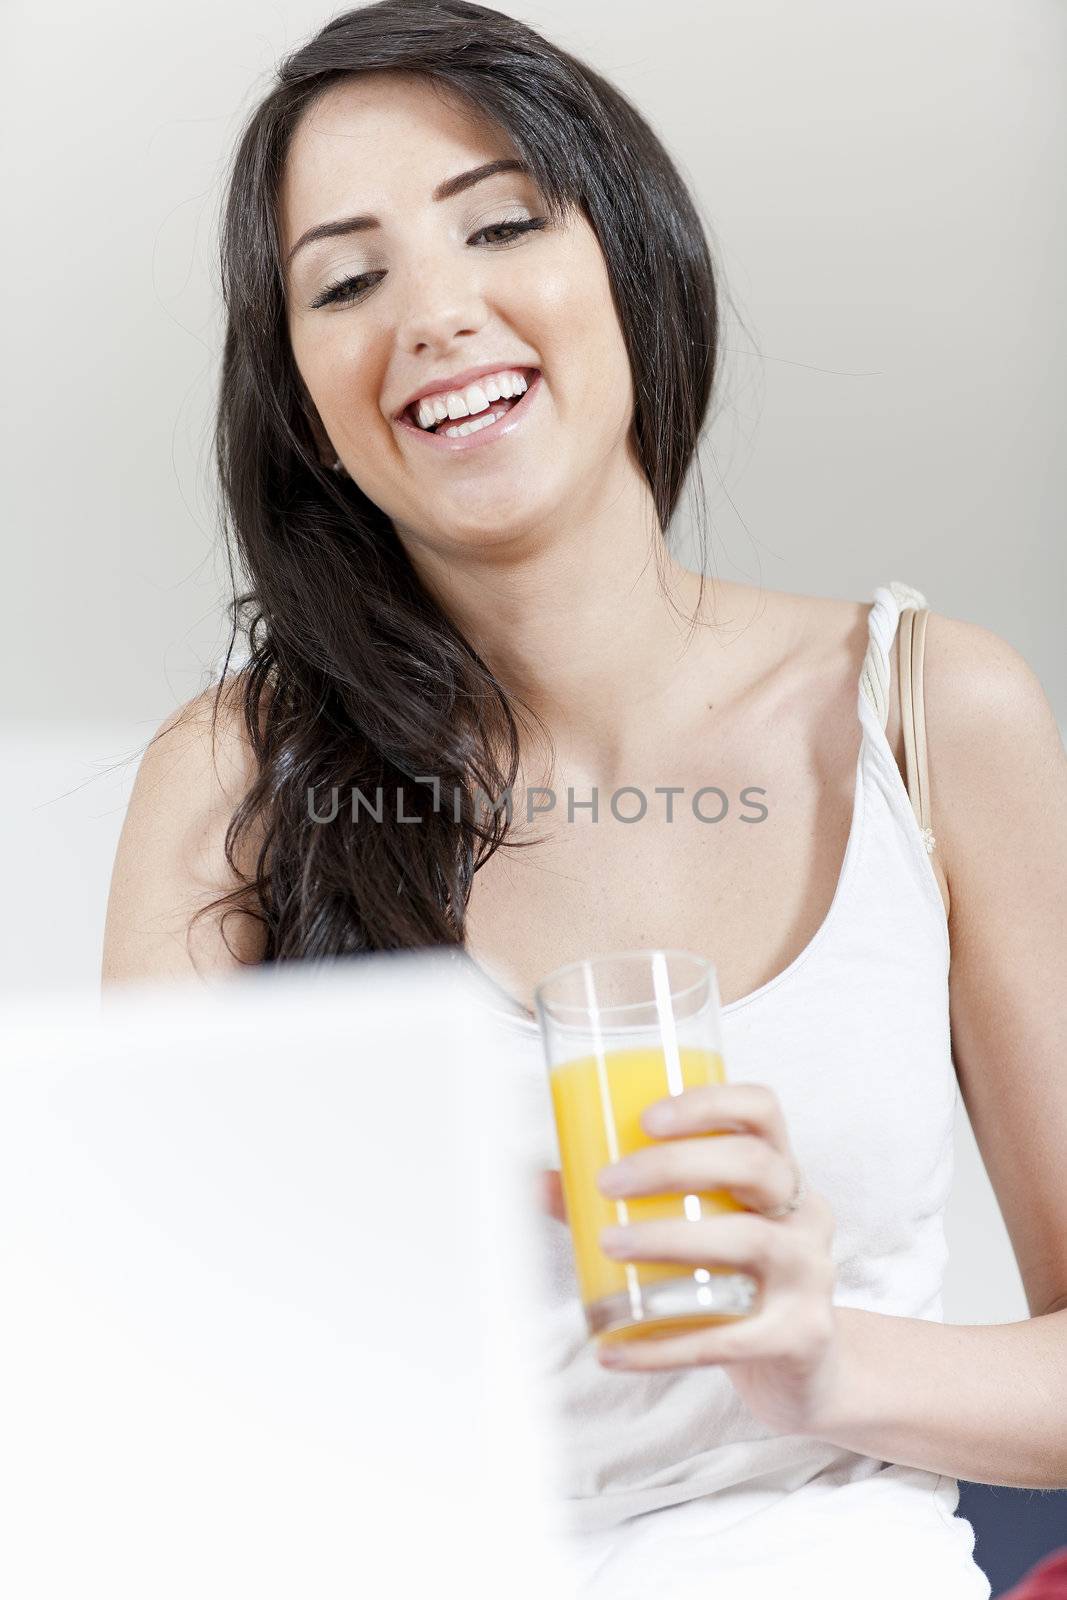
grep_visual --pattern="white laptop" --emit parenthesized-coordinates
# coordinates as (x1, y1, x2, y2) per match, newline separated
(0, 952, 575, 1599)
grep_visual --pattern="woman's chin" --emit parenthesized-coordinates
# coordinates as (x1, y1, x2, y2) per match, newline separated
(421, 490, 555, 547)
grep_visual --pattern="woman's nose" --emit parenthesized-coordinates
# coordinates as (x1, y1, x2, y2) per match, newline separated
(392, 264, 493, 354)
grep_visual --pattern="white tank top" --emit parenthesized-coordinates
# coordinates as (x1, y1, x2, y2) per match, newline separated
(483, 582, 990, 1595)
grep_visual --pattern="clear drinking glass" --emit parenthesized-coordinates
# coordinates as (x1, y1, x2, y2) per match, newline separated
(534, 949, 759, 1347)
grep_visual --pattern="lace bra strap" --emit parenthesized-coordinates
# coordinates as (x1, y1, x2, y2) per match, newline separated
(898, 606, 937, 856)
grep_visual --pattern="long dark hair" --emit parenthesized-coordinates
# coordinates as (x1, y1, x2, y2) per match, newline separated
(190, 0, 722, 968)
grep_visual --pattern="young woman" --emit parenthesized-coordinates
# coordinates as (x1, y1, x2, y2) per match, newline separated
(102, 3, 1067, 1592)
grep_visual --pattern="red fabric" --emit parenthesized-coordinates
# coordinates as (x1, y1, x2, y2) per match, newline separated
(999, 1549, 1067, 1599)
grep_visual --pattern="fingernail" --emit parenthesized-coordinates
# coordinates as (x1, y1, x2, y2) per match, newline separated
(644, 1100, 676, 1132)
(600, 1226, 630, 1250)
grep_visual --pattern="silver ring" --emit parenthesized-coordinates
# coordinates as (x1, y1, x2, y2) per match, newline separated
(759, 1167, 804, 1220)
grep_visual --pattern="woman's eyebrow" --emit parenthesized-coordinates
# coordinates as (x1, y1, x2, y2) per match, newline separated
(284, 158, 529, 272)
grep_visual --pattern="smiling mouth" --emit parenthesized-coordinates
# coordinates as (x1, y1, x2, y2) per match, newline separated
(396, 369, 542, 447)
(398, 366, 537, 432)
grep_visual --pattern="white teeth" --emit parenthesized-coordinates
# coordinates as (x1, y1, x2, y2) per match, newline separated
(412, 368, 532, 430)
(441, 405, 510, 439)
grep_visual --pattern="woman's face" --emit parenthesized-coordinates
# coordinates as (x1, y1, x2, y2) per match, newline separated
(278, 73, 636, 551)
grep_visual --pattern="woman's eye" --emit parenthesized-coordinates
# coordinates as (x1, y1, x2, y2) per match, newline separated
(473, 216, 548, 248)
(313, 217, 547, 310)
(313, 271, 384, 310)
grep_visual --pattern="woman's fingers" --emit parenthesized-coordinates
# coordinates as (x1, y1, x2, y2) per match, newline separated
(596, 1132, 795, 1214)
(641, 1084, 792, 1153)
(599, 1210, 830, 1294)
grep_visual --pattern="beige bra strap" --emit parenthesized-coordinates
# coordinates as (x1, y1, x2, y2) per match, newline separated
(897, 606, 937, 855)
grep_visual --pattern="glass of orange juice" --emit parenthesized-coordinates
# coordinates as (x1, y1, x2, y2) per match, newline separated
(533, 949, 759, 1348)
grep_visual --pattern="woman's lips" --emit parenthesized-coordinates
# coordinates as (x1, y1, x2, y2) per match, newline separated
(394, 370, 543, 454)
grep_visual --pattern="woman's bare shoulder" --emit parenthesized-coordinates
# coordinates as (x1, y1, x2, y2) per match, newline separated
(101, 673, 270, 990)
(703, 576, 864, 642)
(703, 578, 867, 698)
(129, 675, 265, 844)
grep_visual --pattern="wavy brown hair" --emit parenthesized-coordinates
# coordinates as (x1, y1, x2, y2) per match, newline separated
(188, 0, 722, 969)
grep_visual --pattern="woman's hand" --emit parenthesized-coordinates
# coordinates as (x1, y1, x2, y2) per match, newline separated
(590, 1083, 845, 1437)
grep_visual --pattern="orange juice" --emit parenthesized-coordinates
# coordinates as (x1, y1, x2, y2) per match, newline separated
(549, 1044, 752, 1343)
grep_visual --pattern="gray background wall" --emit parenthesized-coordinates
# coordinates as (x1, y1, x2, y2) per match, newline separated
(3, 0, 1064, 1332)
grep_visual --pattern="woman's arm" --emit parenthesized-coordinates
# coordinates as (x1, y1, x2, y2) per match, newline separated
(101, 681, 268, 987)
(806, 611, 1067, 1488)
